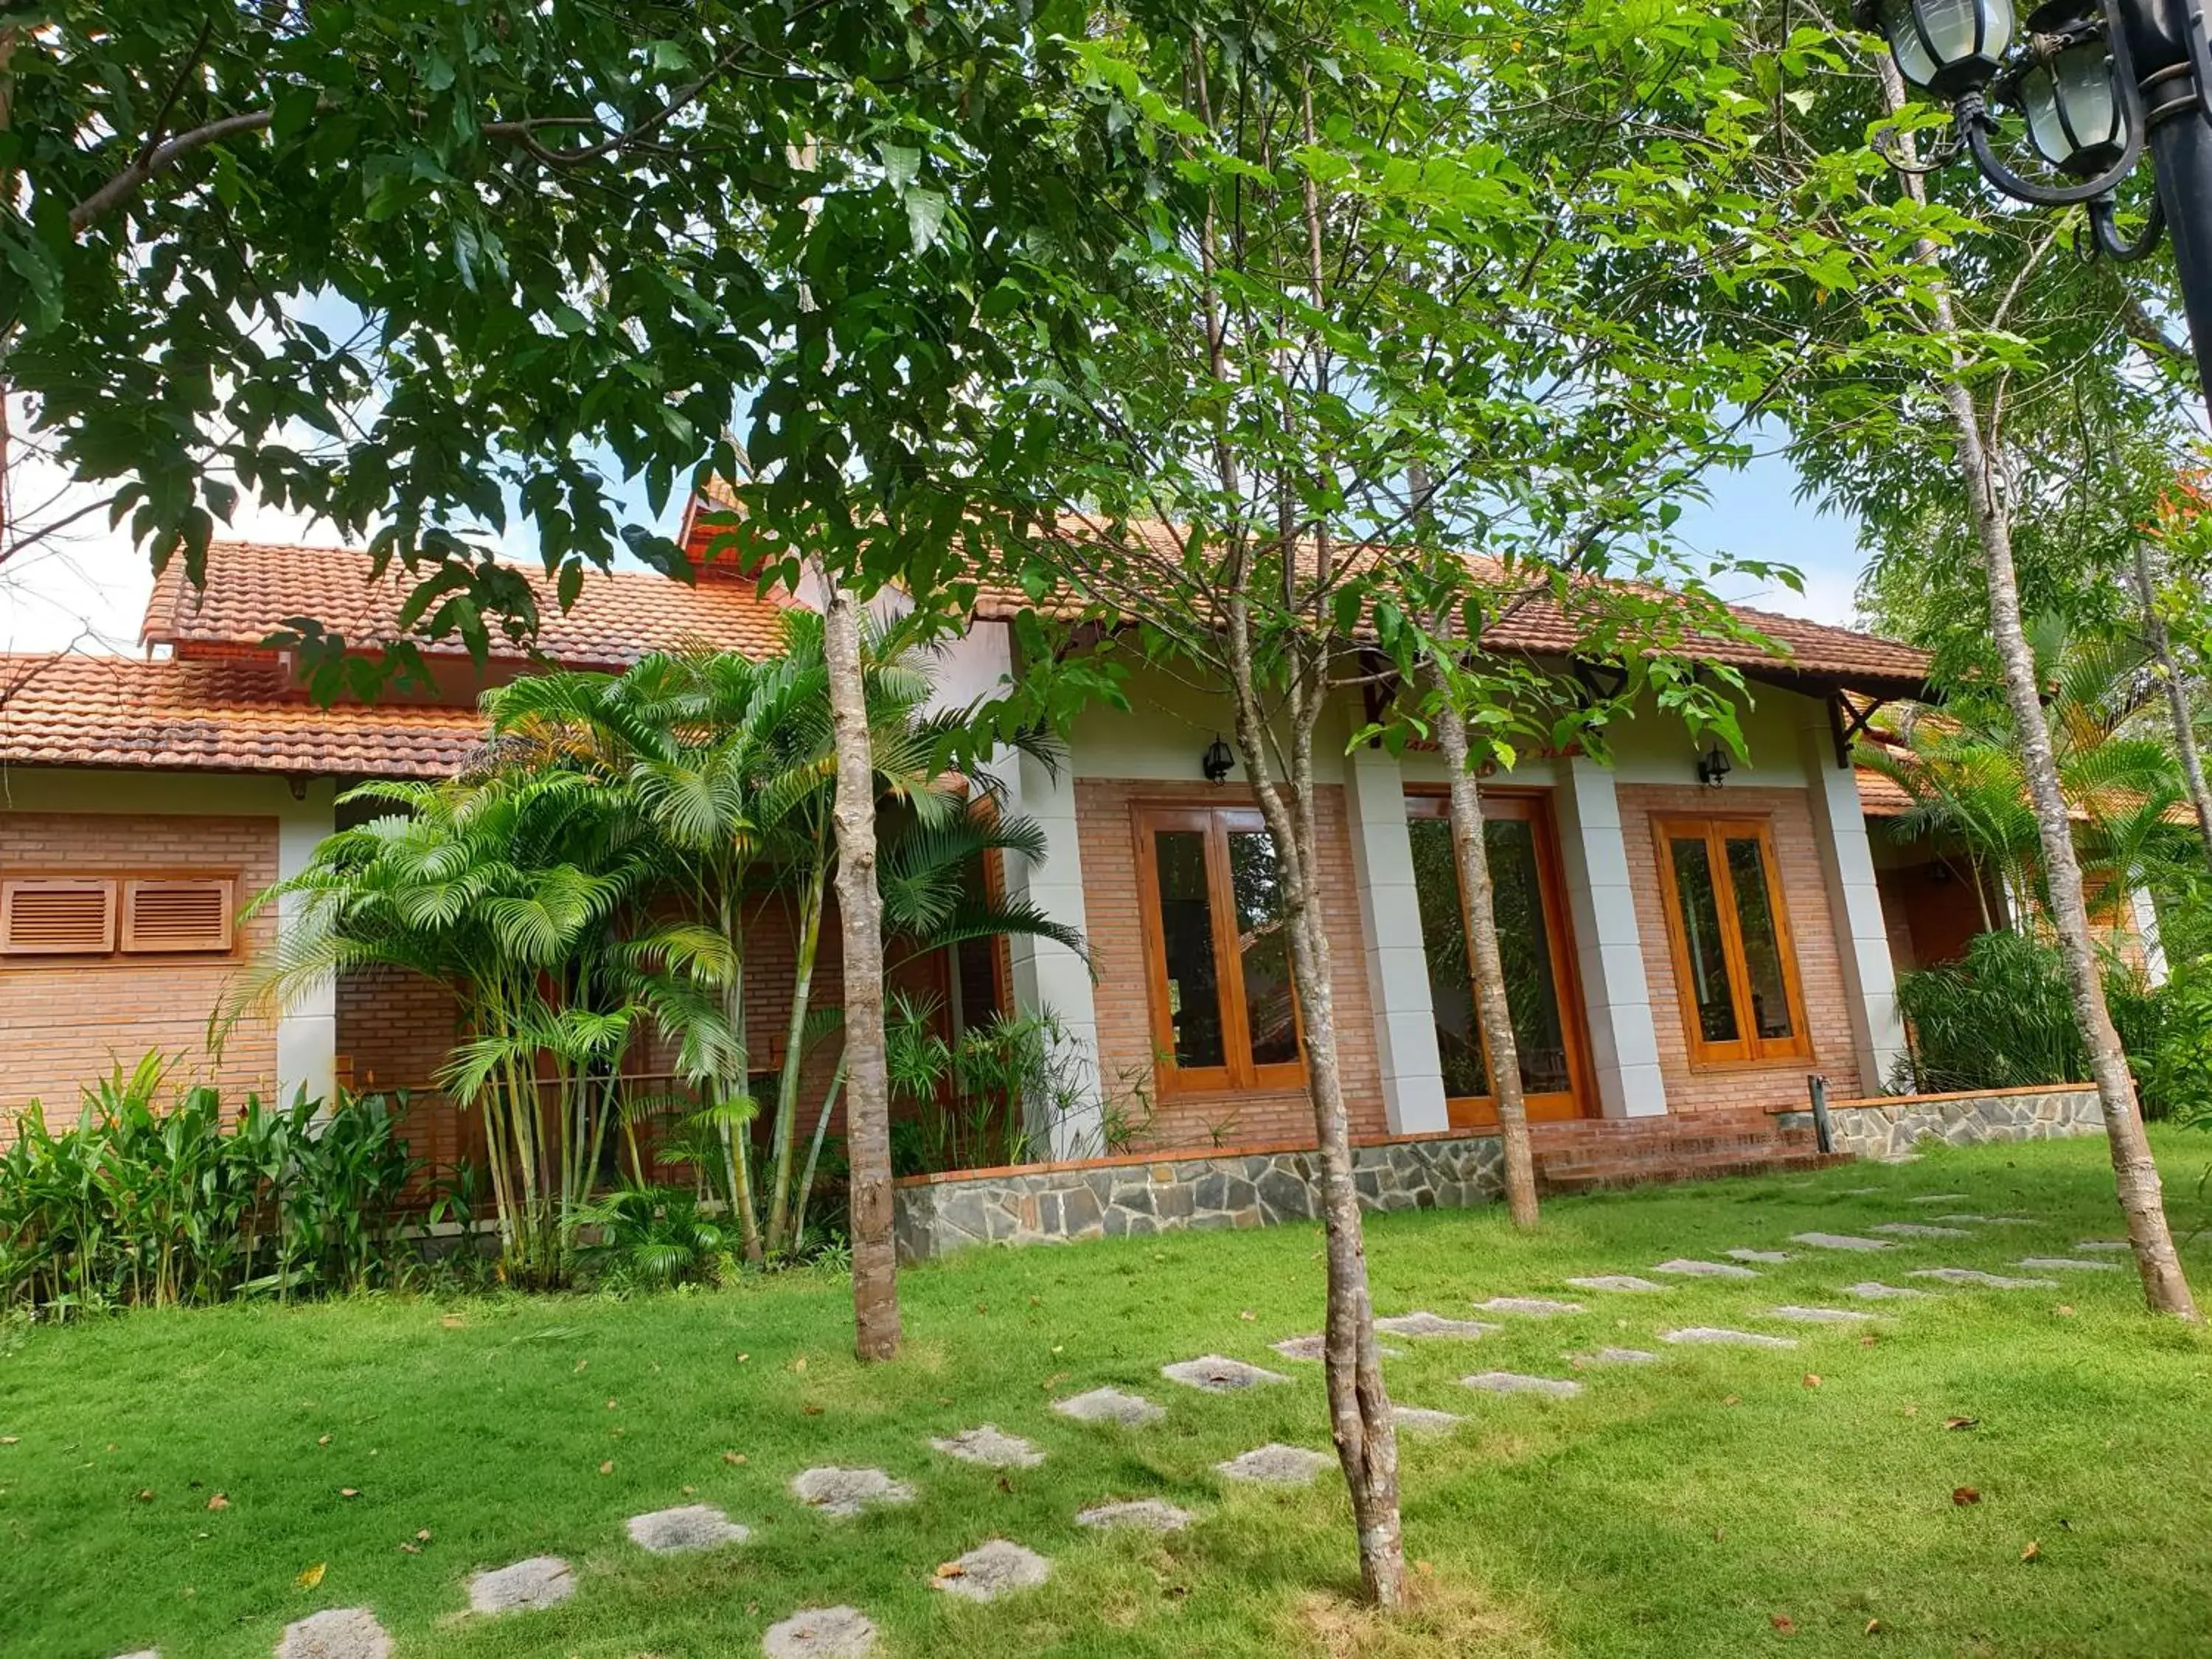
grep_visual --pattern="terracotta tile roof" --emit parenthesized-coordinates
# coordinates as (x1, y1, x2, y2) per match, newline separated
(1856, 767, 1916, 818)
(964, 517, 1932, 696)
(145, 541, 793, 669)
(0, 654, 487, 778)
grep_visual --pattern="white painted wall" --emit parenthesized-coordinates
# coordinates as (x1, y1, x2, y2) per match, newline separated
(1798, 721, 1908, 1092)
(1343, 745, 1450, 1132)
(2131, 886, 2171, 988)
(1552, 757, 1671, 1117)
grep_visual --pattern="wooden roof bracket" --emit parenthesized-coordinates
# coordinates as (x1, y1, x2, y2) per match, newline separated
(1828, 689, 1891, 771)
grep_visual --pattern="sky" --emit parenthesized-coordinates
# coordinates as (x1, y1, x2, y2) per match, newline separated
(0, 429, 1875, 655)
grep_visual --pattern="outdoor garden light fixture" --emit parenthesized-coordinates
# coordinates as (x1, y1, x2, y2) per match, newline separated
(1202, 734, 1235, 783)
(1857, 0, 2212, 411)
(1697, 742, 1734, 787)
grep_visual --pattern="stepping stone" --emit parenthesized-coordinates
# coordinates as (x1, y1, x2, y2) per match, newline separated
(2075, 1240, 2129, 1252)
(928, 1539, 1050, 1602)
(1053, 1387, 1164, 1427)
(1565, 1276, 1668, 1293)
(1728, 1249, 1790, 1264)
(1907, 1193, 1971, 1204)
(1661, 1327, 1798, 1349)
(1270, 1334, 1403, 1363)
(1842, 1281, 1929, 1300)
(2017, 1256, 2121, 1272)
(113, 1653, 160, 1659)
(1655, 1258, 1759, 1279)
(1076, 1498, 1194, 1532)
(790, 1467, 916, 1518)
(1768, 1305, 1871, 1324)
(1217, 1443, 1334, 1484)
(1935, 1214, 2037, 1225)
(1790, 1233, 1892, 1252)
(1474, 1296, 1584, 1316)
(1841, 1186, 1885, 1195)
(276, 1610, 392, 1659)
(763, 1606, 877, 1659)
(930, 1425, 1046, 1468)
(1375, 1311, 1499, 1340)
(1868, 1222, 1972, 1239)
(1162, 1354, 1290, 1393)
(1571, 1347, 1658, 1365)
(467, 1557, 574, 1614)
(1391, 1405, 1465, 1435)
(1461, 1371, 1584, 1398)
(627, 1504, 750, 1554)
(1910, 1267, 2059, 1290)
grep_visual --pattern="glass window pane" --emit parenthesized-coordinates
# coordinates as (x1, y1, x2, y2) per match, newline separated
(1409, 815, 1487, 1097)
(1152, 830, 1225, 1068)
(1486, 819, 1571, 1095)
(1228, 830, 1300, 1067)
(1725, 835, 1796, 1041)
(1670, 835, 1739, 1045)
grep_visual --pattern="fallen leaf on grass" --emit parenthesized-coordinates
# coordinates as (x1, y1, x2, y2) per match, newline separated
(296, 1562, 326, 1589)
(1772, 1614, 1796, 1634)
(1865, 1618, 1882, 1635)
(1902, 1405, 1919, 1418)
(574, 1359, 587, 1372)
(1952, 1487, 1980, 1506)
(1944, 1417, 1979, 1432)
(598, 1461, 614, 1475)
(398, 1543, 420, 1555)
(316, 1435, 331, 1447)
(722, 1452, 746, 1466)
(1804, 1374, 1823, 1389)
(0, 1436, 15, 1445)
(1859, 1335, 1878, 1349)
(439, 1315, 465, 1329)
(995, 1475, 1012, 1494)
(1414, 1559, 1434, 1576)
(339, 1488, 360, 1499)
(1239, 1310, 1256, 1321)
(737, 1352, 750, 1364)
(416, 1529, 431, 1542)
(2021, 1540, 2041, 1562)
(934, 1562, 967, 1579)
(607, 1398, 619, 1410)
(1722, 1394, 1740, 1408)
(792, 1357, 808, 1373)
(135, 1489, 154, 1503)
(205, 1494, 229, 1511)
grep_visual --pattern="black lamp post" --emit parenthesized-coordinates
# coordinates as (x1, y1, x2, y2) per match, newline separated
(1857, 0, 2212, 416)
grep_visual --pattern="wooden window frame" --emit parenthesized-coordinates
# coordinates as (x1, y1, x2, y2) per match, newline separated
(1651, 815, 1812, 1068)
(1403, 788, 1595, 1125)
(0, 870, 238, 963)
(0, 877, 119, 956)
(1132, 803, 1307, 1096)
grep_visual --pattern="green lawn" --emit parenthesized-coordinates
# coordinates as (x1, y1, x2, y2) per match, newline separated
(6, 1133, 2212, 1659)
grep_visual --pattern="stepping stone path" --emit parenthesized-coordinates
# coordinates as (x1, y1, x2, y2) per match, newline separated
(1391, 1405, 1465, 1435)
(1076, 1498, 1194, 1532)
(1868, 1222, 1972, 1239)
(1565, 1276, 1668, 1293)
(1217, 1444, 1334, 1484)
(1935, 1214, 2037, 1225)
(929, 1540, 1050, 1602)
(1162, 1355, 1290, 1393)
(1573, 1346, 1658, 1365)
(1662, 1327, 1798, 1349)
(1790, 1233, 1892, 1252)
(276, 1609, 392, 1659)
(627, 1504, 750, 1554)
(1910, 1267, 2059, 1290)
(1907, 1193, 1971, 1204)
(1270, 1334, 1403, 1362)
(1655, 1258, 1759, 1278)
(467, 1557, 574, 1614)
(112, 1652, 159, 1659)
(930, 1425, 1046, 1467)
(764, 1606, 877, 1659)
(1842, 1281, 1929, 1300)
(2018, 1256, 2121, 1273)
(1461, 1371, 1584, 1398)
(2075, 1240, 2129, 1252)
(1768, 1305, 1870, 1324)
(1375, 1311, 1498, 1339)
(790, 1467, 917, 1518)
(1728, 1249, 1790, 1264)
(1474, 1296, 1584, 1316)
(1053, 1387, 1164, 1427)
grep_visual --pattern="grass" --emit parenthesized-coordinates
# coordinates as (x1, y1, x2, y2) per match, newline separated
(4, 1133, 2212, 1659)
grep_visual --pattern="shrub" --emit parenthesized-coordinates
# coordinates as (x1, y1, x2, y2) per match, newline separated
(0, 1054, 420, 1318)
(571, 1184, 728, 1290)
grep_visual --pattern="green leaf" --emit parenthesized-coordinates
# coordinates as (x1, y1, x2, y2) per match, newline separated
(905, 189, 948, 254)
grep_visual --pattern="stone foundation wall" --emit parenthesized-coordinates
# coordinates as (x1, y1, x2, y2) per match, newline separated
(1786, 1084, 2102, 1161)
(893, 1133, 1504, 1262)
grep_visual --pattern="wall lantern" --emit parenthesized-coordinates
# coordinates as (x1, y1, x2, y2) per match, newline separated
(1201, 734, 1236, 783)
(1697, 742, 1734, 787)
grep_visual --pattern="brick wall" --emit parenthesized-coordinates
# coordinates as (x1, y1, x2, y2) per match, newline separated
(1617, 784, 1863, 1111)
(0, 810, 279, 1122)
(1074, 778, 1383, 1148)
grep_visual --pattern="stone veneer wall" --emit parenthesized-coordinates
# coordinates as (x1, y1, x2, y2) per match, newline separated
(1784, 1084, 2103, 1161)
(893, 1133, 1505, 1263)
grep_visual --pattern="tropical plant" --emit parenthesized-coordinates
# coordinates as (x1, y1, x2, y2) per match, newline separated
(571, 1185, 728, 1290)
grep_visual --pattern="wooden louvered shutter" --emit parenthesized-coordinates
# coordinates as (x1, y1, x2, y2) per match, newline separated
(0, 879, 118, 955)
(121, 877, 235, 954)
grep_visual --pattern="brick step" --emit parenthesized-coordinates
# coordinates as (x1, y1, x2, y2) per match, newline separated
(1536, 1150, 1851, 1197)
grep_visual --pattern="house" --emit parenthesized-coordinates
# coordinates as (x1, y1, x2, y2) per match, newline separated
(0, 514, 2121, 1215)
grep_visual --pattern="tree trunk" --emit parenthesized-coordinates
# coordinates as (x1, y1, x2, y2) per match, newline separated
(1225, 628, 1404, 1609)
(1879, 62, 2198, 1321)
(765, 849, 830, 1256)
(824, 574, 902, 1360)
(2133, 540, 2212, 865)
(1426, 656, 1540, 1228)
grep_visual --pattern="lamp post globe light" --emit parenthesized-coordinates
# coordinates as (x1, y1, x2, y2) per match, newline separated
(1857, 0, 2212, 414)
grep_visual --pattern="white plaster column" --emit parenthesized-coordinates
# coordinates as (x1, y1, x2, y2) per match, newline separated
(276, 778, 339, 1107)
(1554, 757, 1669, 1117)
(992, 745, 1105, 1158)
(1801, 723, 1910, 1093)
(1343, 745, 1450, 1133)
(2131, 886, 2171, 988)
